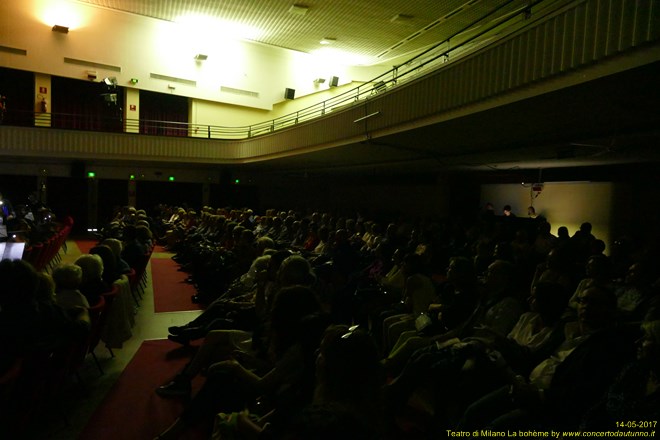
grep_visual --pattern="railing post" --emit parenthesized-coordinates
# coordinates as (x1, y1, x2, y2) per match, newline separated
(208, 125, 211, 139)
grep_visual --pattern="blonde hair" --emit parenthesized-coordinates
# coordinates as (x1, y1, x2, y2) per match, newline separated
(35, 272, 56, 302)
(75, 254, 104, 282)
(101, 238, 123, 258)
(52, 263, 83, 289)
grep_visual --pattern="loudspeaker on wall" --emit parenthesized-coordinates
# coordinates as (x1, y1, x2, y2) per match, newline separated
(284, 88, 295, 100)
(330, 76, 339, 87)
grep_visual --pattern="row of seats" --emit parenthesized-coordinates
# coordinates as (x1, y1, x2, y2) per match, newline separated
(21, 216, 75, 272)
(1, 231, 155, 437)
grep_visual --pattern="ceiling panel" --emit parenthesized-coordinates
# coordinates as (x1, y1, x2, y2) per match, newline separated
(76, 0, 528, 64)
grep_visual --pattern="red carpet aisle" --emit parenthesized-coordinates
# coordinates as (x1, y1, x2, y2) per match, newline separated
(151, 256, 203, 313)
(79, 339, 206, 440)
(74, 239, 99, 255)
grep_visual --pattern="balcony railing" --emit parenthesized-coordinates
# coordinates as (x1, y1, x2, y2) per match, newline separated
(2, 0, 552, 140)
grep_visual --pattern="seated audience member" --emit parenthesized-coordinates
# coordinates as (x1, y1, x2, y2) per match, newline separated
(458, 284, 633, 431)
(352, 247, 406, 330)
(157, 254, 317, 396)
(0, 260, 90, 439)
(51, 263, 89, 310)
(136, 224, 154, 249)
(381, 284, 565, 428)
(166, 253, 276, 344)
(154, 285, 325, 440)
(532, 221, 557, 263)
(101, 237, 132, 275)
(381, 253, 436, 353)
(237, 324, 386, 439)
(121, 224, 147, 269)
(383, 259, 523, 375)
(0, 259, 42, 376)
(570, 222, 596, 267)
(32, 271, 91, 350)
(90, 244, 120, 285)
(75, 253, 111, 306)
(581, 319, 660, 429)
(425, 256, 480, 337)
(531, 246, 576, 293)
(614, 260, 660, 323)
(566, 254, 614, 314)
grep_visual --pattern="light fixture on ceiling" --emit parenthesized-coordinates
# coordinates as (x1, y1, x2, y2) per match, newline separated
(289, 4, 309, 16)
(313, 78, 326, 84)
(52, 24, 69, 33)
(103, 77, 118, 86)
(194, 54, 208, 61)
(320, 37, 336, 45)
(390, 14, 413, 23)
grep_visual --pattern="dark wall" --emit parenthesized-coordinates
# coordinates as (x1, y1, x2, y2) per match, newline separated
(0, 67, 34, 126)
(98, 179, 128, 224)
(47, 176, 88, 233)
(0, 175, 38, 208)
(136, 180, 203, 211)
(210, 183, 260, 210)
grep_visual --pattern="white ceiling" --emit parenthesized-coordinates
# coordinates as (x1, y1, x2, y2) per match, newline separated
(75, 0, 528, 65)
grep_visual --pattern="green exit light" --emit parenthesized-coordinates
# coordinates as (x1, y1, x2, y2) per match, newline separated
(129, 174, 135, 180)
(234, 179, 240, 184)
(168, 176, 175, 181)
(87, 171, 96, 178)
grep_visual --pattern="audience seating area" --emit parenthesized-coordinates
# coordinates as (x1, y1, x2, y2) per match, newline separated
(2, 202, 660, 439)
(0, 210, 156, 438)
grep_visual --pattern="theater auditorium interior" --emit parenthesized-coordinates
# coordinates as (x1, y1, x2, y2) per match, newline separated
(1, 0, 660, 439)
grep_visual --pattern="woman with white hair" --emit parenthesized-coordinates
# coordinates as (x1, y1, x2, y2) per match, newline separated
(75, 253, 110, 306)
(52, 263, 89, 310)
(101, 237, 132, 275)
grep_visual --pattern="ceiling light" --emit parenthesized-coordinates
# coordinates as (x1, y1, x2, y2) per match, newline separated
(390, 14, 413, 23)
(313, 78, 326, 84)
(289, 4, 309, 16)
(52, 24, 69, 33)
(194, 54, 208, 61)
(320, 37, 336, 45)
(103, 77, 118, 86)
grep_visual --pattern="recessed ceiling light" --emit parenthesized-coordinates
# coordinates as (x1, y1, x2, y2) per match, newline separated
(320, 37, 336, 45)
(289, 4, 309, 16)
(390, 14, 413, 23)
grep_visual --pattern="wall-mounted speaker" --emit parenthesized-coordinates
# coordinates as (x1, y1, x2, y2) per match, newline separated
(329, 76, 339, 87)
(284, 88, 295, 100)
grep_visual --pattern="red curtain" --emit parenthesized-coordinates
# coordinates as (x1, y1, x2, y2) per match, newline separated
(139, 90, 188, 136)
(51, 76, 123, 132)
